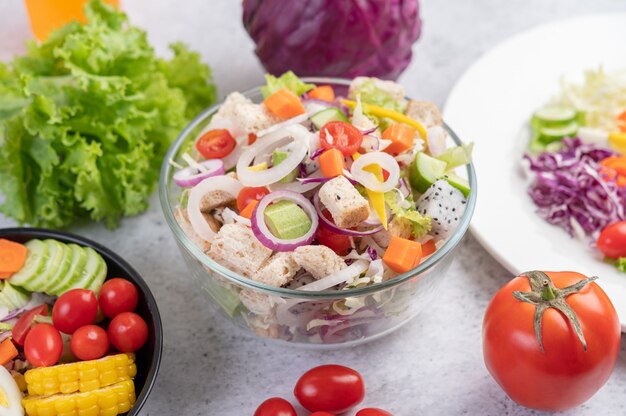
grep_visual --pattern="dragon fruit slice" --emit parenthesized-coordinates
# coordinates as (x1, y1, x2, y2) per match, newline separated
(416, 179, 467, 240)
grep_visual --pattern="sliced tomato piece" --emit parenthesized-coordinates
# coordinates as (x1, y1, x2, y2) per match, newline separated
(195, 129, 236, 159)
(320, 121, 363, 156)
(12, 304, 49, 346)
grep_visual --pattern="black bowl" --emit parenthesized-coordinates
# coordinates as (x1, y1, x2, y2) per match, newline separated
(0, 228, 163, 415)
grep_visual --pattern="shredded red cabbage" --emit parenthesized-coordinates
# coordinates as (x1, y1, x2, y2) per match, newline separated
(525, 138, 624, 239)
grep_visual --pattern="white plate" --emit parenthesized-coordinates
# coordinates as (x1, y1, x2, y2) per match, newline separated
(443, 13, 626, 331)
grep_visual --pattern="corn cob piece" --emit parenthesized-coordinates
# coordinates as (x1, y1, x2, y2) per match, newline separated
(25, 354, 136, 396)
(23, 379, 136, 416)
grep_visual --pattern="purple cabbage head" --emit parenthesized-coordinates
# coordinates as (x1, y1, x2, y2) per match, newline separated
(242, 0, 422, 80)
(525, 138, 625, 240)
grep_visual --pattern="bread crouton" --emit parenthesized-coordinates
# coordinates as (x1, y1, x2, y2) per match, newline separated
(174, 208, 212, 252)
(211, 91, 279, 133)
(200, 190, 236, 212)
(348, 77, 405, 104)
(256, 252, 300, 287)
(319, 176, 370, 229)
(208, 223, 273, 277)
(293, 245, 346, 279)
(239, 289, 273, 315)
(405, 100, 443, 128)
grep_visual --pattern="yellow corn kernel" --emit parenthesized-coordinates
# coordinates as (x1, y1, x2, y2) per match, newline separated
(23, 379, 135, 416)
(25, 354, 136, 396)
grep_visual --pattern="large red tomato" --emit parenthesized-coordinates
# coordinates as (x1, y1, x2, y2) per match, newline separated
(483, 271, 620, 411)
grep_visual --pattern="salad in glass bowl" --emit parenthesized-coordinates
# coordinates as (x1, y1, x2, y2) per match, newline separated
(160, 72, 476, 346)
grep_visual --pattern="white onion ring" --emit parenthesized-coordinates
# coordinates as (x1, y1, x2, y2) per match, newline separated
(173, 159, 225, 188)
(298, 260, 369, 292)
(256, 113, 309, 138)
(236, 125, 309, 187)
(188, 176, 243, 242)
(251, 190, 318, 252)
(270, 170, 324, 194)
(350, 152, 400, 193)
(427, 125, 447, 157)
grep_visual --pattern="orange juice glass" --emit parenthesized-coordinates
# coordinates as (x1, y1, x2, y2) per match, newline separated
(24, 0, 120, 41)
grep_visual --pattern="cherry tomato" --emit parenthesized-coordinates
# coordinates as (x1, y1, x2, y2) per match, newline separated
(597, 221, 626, 259)
(253, 397, 296, 416)
(356, 409, 393, 416)
(483, 271, 620, 411)
(316, 210, 351, 255)
(195, 129, 236, 159)
(294, 365, 365, 413)
(108, 312, 148, 352)
(70, 325, 110, 361)
(24, 323, 63, 367)
(237, 187, 270, 211)
(320, 121, 363, 156)
(98, 278, 139, 318)
(11, 304, 48, 345)
(52, 289, 98, 334)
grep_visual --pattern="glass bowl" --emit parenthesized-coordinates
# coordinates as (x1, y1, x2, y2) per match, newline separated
(159, 78, 477, 348)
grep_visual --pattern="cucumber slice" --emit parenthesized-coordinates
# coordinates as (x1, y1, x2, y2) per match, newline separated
(57, 247, 102, 294)
(272, 150, 298, 183)
(538, 122, 578, 144)
(532, 106, 577, 128)
(9, 239, 49, 287)
(264, 200, 312, 239)
(86, 256, 107, 295)
(444, 173, 471, 197)
(409, 152, 448, 193)
(21, 240, 66, 292)
(42, 242, 73, 293)
(0, 282, 30, 310)
(47, 244, 86, 295)
(310, 108, 349, 130)
(436, 143, 474, 170)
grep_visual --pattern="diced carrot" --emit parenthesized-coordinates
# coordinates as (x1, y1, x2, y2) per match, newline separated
(421, 240, 437, 257)
(383, 236, 423, 273)
(382, 123, 416, 155)
(319, 149, 345, 178)
(0, 338, 18, 365)
(248, 132, 257, 145)
(308, 85, 335, 102)
(617, 110, 626, 123)
(0, 271, 13, 279)
(0, 239, 28, 273)
(600, 156, 626, 177)
(240, 200, 259, 219)
(264, 88, 306, 119)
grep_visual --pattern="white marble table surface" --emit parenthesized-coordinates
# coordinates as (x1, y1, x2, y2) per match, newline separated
(1, 0, 626, 415)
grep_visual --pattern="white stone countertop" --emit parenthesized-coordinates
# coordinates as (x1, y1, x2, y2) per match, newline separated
(1, 0, 626, 415)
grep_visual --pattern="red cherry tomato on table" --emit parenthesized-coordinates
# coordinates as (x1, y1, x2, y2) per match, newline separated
(11, 304, 48, 345)
(597, 221, 626, 259)
(108, 312, 148, 352)
(320, 121, 363, 156)
(24, 323, 63, 367)
(98, 278, 139, 318)
(483, 271, 620, 411)
(237, 187, 270, 211)
(315, 210, 351, 255)
(253, 397, 296, 416)
(70, 325, 110, 361)
(356, 408, 393, 416)
(52, 289, 98, 334)
(294, 364, 365, 413)
(195, 129, 236, 159)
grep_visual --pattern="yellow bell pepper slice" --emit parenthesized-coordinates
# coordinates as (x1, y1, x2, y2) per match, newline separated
(353, 153, 388, 229)
(248, 161, 268, 172)
(609, 131, 626, 155)
(341, 99, 428, 144)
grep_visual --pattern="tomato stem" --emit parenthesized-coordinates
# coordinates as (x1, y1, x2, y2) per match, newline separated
(512, 271, 598, 353)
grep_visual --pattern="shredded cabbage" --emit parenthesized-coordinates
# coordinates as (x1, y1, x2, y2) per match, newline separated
(525, 138, 624, 240)
(554, 67, 626, 131)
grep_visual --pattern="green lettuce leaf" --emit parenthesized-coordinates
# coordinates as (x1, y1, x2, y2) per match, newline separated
(350, 78, 406, 113)
(615, 257, 626, 273)
(0, 0, 216, 228)
(384, 192, 431, 238)
(261, 70, 314, 98)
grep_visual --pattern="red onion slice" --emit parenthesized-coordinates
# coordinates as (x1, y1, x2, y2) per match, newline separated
(173, 159, 225, 188)
(313, 192, 384, 237)
(351, 152, 400, 193)
(188, 176, 243, 242)
(251, 190, 319, 251)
